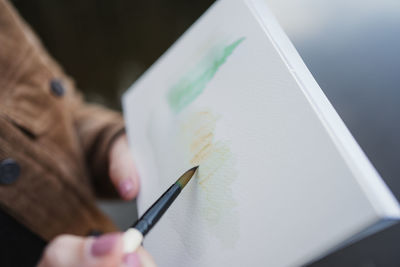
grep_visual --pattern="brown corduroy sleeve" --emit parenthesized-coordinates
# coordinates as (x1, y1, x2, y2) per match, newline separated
(71, 92, 126, 198)
(3, 0, 126, 198)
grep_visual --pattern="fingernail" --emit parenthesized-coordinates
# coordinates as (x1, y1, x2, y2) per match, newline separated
(91, 233, 120, 257)
(123, 252, 141, 267)
(119, 179, 134, 198)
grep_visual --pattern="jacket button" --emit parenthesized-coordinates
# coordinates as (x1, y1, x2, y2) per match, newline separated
(50, 79, 65, 97)
(87, 229, 103, 236)
(0, 159, 21, 185)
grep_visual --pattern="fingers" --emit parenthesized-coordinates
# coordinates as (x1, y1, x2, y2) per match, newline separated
(122, 252, 141, 267)
(38, 233, 124, 267)
(136, 246, 157, 267)
(108, 134, 140, 200)
(38, 233, 156, 267)
(122, 247, 157, 267)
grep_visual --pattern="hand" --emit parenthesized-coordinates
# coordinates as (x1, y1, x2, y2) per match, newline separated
(108, 134, 140, 200)
(37, 233, 156, 267)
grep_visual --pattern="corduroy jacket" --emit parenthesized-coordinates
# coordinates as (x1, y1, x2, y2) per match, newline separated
(0, 0, 124, 253)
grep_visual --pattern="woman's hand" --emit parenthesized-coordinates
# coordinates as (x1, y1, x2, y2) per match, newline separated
(108, 134, 140, 200)
(37, 233, 156, 267)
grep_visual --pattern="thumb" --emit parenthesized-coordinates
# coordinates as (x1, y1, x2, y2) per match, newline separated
(38, 233, 123, 267)
(109, 134, 140, 200)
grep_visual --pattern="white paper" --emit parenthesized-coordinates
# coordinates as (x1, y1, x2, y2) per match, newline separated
(122, 0, 400, 266)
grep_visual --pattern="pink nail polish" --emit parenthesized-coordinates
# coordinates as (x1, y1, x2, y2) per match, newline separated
(90, 233, 119, 257)
(119, 179, 134, 197)
(123, 253, 141, 267)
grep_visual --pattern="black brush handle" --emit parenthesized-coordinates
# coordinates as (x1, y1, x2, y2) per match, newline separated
(132, 183, 181, 236)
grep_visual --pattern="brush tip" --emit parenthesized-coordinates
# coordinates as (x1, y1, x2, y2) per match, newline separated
(190, 165, 199, 172)
(176, 166, 199, 189)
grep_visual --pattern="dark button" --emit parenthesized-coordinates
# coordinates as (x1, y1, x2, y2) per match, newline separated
(87, 229, 103, 237)
(0, 158, 21, 185)
(50, 79, 65, 97)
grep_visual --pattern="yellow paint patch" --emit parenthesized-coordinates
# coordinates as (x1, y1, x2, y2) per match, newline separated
(179, 110, 239, 247)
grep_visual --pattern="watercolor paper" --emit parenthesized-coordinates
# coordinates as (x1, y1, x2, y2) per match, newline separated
(122, 0, 400, 266)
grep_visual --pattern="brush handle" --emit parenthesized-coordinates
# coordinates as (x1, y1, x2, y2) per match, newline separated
(123, 228, 143, 253)
(132, 183, 182, 236)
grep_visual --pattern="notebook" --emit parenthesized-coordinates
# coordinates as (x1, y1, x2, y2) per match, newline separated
(122, 0, 400, 266)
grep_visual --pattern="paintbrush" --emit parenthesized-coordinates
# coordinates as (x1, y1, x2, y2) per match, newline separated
(122, 166, 198, 253)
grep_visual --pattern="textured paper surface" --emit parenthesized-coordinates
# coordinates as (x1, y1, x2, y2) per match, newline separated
(122, 0, 400, 266)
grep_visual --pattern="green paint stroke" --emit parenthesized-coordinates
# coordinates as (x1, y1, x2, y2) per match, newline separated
(167, 37, 245, 113)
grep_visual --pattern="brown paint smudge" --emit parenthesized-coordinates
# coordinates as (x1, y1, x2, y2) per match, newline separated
(180, 110, 239, 248)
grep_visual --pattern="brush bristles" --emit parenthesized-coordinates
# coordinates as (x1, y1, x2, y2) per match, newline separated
(176, 166, 198, 189)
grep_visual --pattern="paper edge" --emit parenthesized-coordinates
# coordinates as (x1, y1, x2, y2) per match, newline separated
(245, 0, 400, 219)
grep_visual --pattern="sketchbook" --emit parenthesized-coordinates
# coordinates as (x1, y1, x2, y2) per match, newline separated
(122, 0, 400, 266)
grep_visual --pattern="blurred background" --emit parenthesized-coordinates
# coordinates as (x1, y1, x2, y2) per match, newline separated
(11, 0, 400, 266)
